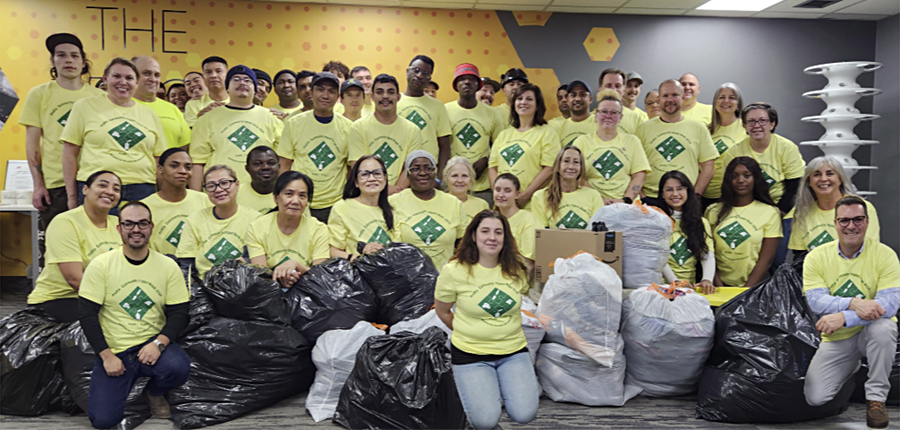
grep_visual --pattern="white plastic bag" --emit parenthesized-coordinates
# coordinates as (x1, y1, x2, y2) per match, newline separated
(306, 321, 384, 422)
(389, 309, 452, 350)
(588, 203, 672, 289)
(535, 336, 638, 406)
(622, 285, 715, 397)
(536, 253, 622, 366)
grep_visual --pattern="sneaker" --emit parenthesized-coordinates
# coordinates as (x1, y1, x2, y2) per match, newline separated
(866, 400, 889, 430)
(143, 391, 171, 419)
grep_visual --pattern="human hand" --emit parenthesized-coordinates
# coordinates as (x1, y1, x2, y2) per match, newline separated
(197, 102, 225, 117)
(362, 242, 385, 255)
(32, 185, 51, 211)
(849, 298, 886, 321)
(816, 313, 846, 335)
(695, 280, 716, 295)
(137, 342, 161, 365)
(273, 260, 302, 287)
(102, 353, 126, 377)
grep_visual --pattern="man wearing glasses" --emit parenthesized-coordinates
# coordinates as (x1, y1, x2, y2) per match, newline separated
(398, 55, 452, 177)
(189, 65, 284, 191)
(556, 80, 595, 147)
(79, 201, 191, 428)
(803, 195, 899, 430)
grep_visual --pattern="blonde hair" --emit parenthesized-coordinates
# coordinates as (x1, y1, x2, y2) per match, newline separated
(441, 156, 477, 194)
(793, 156, 858, 234)
(546, 146, 586, 219)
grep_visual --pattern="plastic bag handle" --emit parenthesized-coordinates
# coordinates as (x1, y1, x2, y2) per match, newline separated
(633, 200, 677, 230)
(648, 280, 692, 299)
(370, 323, 388, 331)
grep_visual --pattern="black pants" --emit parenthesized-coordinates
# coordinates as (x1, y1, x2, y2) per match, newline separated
(310, 207, 332, 224)
(37, 186, 70, 268)
(29, 298, 79, 323)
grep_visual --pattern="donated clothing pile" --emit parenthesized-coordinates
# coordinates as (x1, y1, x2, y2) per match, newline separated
(589, 203, 672, 289)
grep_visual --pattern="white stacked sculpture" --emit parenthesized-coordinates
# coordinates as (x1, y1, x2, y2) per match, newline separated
(801, 61, 881, 196)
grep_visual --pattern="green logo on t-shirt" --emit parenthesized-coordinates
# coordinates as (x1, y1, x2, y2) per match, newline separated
(166, 220, 186, 246)
(761, 168, 776, 188)
(276, 255, 291, 267)
(717, 221, 750, 250)
(309, 141, 336, 171)
(500, 143, 524, 167)
(479, 287, 515, 318)
(108, 121, 146, 151)
(412, 215, 445, 246)
(808, 230, 835, 250)
(228, 126, 259, 152)
(457, 123, 481, 149)
(406, 110, 427, 130)
(57, 110, 71, 127)
(556, 210, 587, 229)
(566, 138, 578, 147)
(369, 226, 391, 246)
(834, 279, 865, 299)
(593, 150, 624, 179)
(374, 142, 398, 169)
(119, 287, 155, 321)
(205, 237, 241, 264)
(714, 139, 728, 155)
(670, 236, 693, 266)
(655, 136, 685, 162)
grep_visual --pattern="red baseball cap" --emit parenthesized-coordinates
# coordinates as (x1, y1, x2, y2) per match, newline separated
(452, 63, 482, 92)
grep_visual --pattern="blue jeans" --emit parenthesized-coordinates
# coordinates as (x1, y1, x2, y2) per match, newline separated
(88, 342, 191, 429)
(452, 351, 540, 430)
(772, 217, 792, 272)
(78, 182, 156, 216)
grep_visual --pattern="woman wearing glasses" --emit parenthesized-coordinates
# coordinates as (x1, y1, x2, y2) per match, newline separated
(705, 157, 782, 289)
(571, 95, 650, 205)
(389, 151, 466, 272)
(245, 171, 330, 287)
(789, 156, 880, 256)
(444, 156, 490, 227)
(27, 171, 122, 322)
(658, 171, 716, 294)
(701, 83, 746, 209)
(176, 165, 260, 278)
(328, 155, 396, 260)
(529, 146, 604, 230)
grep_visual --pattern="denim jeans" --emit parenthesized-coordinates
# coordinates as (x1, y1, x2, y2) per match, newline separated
(78, 182, 156, 216)
(88, 342, 191, 429)
(772, 217, 793, 272)
(452, 351, 540, 430)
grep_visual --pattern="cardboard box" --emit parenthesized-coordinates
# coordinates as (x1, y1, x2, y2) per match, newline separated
(534, 229, 623, 283)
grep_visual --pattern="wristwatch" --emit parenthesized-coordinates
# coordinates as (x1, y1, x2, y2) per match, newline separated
(153, 339, 166, 352)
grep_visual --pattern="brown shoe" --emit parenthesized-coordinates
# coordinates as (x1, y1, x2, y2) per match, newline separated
(143, 391, 171, 419)
(866, 400, 889, 430)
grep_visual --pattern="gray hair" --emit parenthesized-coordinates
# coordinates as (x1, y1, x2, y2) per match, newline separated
(793, 156, 858, 234)
(709, 82, 744, 134)
(441, 156, 476, 193)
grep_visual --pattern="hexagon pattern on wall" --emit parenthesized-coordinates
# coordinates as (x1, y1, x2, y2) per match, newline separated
(583, 27, 619, 62)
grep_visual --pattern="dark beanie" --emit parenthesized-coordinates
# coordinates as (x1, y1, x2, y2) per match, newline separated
(252, 68, 272, 87)
(273, 69, 297, 82)
(226, 65, 258, 93)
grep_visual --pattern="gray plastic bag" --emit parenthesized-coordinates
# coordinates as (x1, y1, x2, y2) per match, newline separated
(588, 203, 672, 289)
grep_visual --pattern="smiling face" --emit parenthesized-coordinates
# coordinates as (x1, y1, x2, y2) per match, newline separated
(492, 178, 519, 210)
(83, 173, 122, 211)
(662, 178, 687, 211)
(168, 86, 189, 109)
(133, 56, 161, 100)
(158, 151, 192, 189)
(475, 217, 505, 258)
(476, 84, 495, 105)
(834, 203, 868, 250)
(624, 80, 642, 104)
(809, 163, 843, 199)
(679, 74, 700, 103)
(566, 85, 592, 116)
(53, 43, 84, 80)
(372, 81, 399, 114)
(104, 64, 138, 100)
(744, 108, 774, 142)
(596, 99, 622, 130)
(446, 163, 472, 197)
(355, 158, 386, 197)
(246, 149, 279, 184)
(184, 72, 207, 99)
(352, 69, 373, 94)
(276, 179, 309, 218)
(204, 169, 239, 206)
(423, 83, 437, 98)
(407, 157, 436, 193)
(117, 205, 153, 250)
(715, 87, 739, 116)
(600, 73, 625, 97)
(556, 89, 569, 115)
(731, 163, 754, 197)
(312, 81, 338, 111)
(203, 61, 227, 91)
(515, 90, 536, 117)
(644, 91, 661, 118)
(659, 82, 683, 116)
(274, 74, 297, 100)
(559, 148, 583, 182)
(254, 79, 271, 104)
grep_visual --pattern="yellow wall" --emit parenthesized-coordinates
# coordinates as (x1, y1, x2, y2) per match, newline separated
(0, 0, 561, 274)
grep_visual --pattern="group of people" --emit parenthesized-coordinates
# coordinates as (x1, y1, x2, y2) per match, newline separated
(17, 31, 898, 430)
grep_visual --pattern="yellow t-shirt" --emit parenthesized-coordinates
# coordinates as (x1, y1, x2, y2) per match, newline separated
(18, 82, 106, 189)
(184, 93, 230, 127)
(704, 120, 746, 199)
(389, 189, 466, 272)
(507, 209, 542, 260)
(60, 96, 167, 185)
(461, 196, 490, 228)
(803, 241, 900, 342)
(79, 250, 188, 353)
(398, 94, 452, 158)
(141, 190, 211, 255)
(494, 103, 512, 128)
(669, 218, 714, 283)
(445, 101, 505, 192)
(27, 206, 120, 305)
(718, 134, 806, 203)
(635, 117, 718, 197)
(705, 201, 783, 287)
(682, 102, 713, 125)
(236, 185, 276, 215)
(190, 105, 284, 186)
(572, 132, 651, 200)
(245, 212, 331, 269)
(136, 98, 191, 149)
(335, 103, 346, 115)
(347, 114, 426, 185)
(360, 102, 375, 118)
(547, 116, 566, 132)
(789, 199, 881, 251)
(618, 106, 643, 135)
(327, 198, 394, 252)
(557, 114, 598, 147)
(175, 205, 260, 277)
(434, 260, 528, 355)
(530, 187, 604, 229)
(276, 111, 352, 209)
(272, 103, 303, 117)
(488, 125, 560, 191)
(628, 107, 649, 124)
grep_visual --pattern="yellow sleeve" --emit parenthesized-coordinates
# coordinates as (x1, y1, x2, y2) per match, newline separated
(45, 216, 83, 264)
(348, 121, 367, 162)
(518, 215, 537, 260)
(151, 114, 167, 156)
(867, 202, 881, 242)
(177, 114, 191, 148)
(175, 216, 200, 258)
(718, 148, 736, 175)
(802, 248, 828, 293)
(163, 257, 189, 305)
(488, 134, 501, 168)
(268, 112, 285, 148)
(490, 109, 505, 141)
(189, 116, 213, 164)
(629, 136, 652, 174)
(697, 124, 718, 163)
(590, 189, 605, 217)
(530, 191, 550, 228)
(433, 265, 458, 303)
(412, 127, 427, 152)
(78, 256, 107, 304)
(244, 221, 267, 259)
(436, 103, 451, 137)
(183, 100, 200, 127)
(312, 221, 332, 260)
(875, 247, 900, 293)
(782, 138, 806, 180)
(275, 118, 295, 160)
(18, 85, 43, 127)
(763, 206, 783, 238)
(59, 101, 87, 146)
(540, 128, 561, 167)
(455, 199, 466, 239)
(788, 220, 805, 251)
(327, 205, 350, 249)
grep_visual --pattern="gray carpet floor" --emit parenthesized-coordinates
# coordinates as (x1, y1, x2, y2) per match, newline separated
(1, 277, 896, 430)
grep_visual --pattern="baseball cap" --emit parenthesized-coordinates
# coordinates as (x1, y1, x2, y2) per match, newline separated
(500, 68, 528, 88)
(626, 71, 643, 85)
(46, 33, 83, 54)
(311, 72, 340, 88)
(567, 80, 592, 95)
(341, 79, 364, 96)
(482, 77, 501, 92)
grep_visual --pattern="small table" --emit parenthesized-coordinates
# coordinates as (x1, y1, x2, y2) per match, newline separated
(0, 204, 39, 288)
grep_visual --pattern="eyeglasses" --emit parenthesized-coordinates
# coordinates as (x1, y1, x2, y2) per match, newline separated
(747, 119, 770, 126)
(120, 220, 151, 230)
(598, 110, 621, 116)
(359, 169, 386, 180)
(408, 165, 436, 174)
(836, 216, 867, 227)
(230, 76, 255, 85)
(407, 66, 432, 79)
(204, 179, 236, 192)
(663, 186, 688, 194)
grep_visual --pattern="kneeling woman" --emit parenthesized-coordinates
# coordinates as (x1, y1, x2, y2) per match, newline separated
(434, 210, 540, 430)
(246, 171, 330, 287)
(329, 155, 396, 260)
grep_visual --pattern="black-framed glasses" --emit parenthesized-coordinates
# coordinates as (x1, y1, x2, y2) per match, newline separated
(663, 186, 688, 194)
(204, 179, 236, 192)
(230, 76, 255, 85)
(409, 166, 436, 174)
(359, 169, 386, 180)
(407, 66, 432, 79)
(836, 216, 867, 227)
(747, 119, 770, 126)
(120, 220, 151, 230)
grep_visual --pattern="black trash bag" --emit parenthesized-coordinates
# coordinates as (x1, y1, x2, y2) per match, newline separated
(182, 280, 215, 338)
(285, 258, 378, 342)
(0, 308, 69, 416)
(59, 323, 152, 429)
(353, 242, 438, 326)
(167, 316, 315, 429)
(203, 259, 290, 326)
(696, 257, 852, 423)
(334, 327, 467, 429)
(849, 319, 900, 406)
